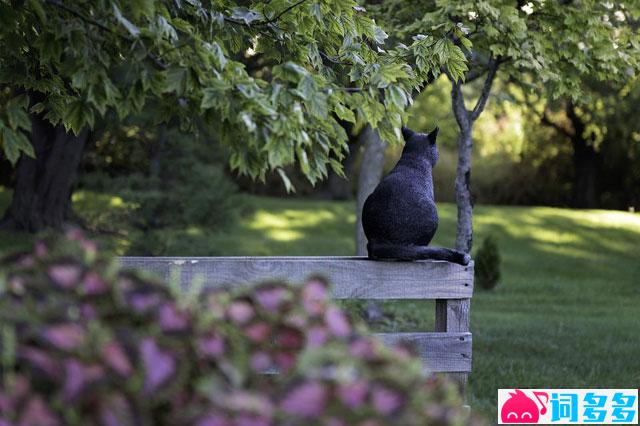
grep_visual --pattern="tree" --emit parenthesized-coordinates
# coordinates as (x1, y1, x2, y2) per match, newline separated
(373, 0, 639, 252)
(522, 76, 640, 209)
(0, 0, 469, 231)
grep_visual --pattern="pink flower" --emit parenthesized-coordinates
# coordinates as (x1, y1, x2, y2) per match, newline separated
(236, 415, 271, 426)
(48, 263, 82, 289)
(102, 341, 132, 377)
(255, 286, 287, 312)
(158, 303, 189, 332)
(274, 351, 296, 372)
(250, 352, 272, 372)
(348, 338, 375, 359)
(371, 385, 402, 415)
(34, 241, 48, 258)
(338, 380, 368, 409)
(198, 334, 225, 358)
(275, 327, 304, 349)
(195, 414, 229, 426)
(99, 393, 134, 426)
(63, 359, 105, 401)
(226, 392, 274, 417)
(301, 280, 328, 315)
(140, 338, 176, 393)
(281, 381, 328, 418)
(18, 396, 60, 426)
(128, 291, 161, 313)
(227, 301, 255, 324)
(80, 303, 97, 320)
(306, 326, 328, 347)
(19, 346, 59, 380)
(17, 255, 35, 267)
(244, 322, 271, 343)
(42, 323, 86, 351)
(325, 306, 351, 337)
(82, 271, 107, 295)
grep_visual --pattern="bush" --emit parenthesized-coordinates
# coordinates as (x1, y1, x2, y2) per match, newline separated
(0, 231, 482, 425)
(80, 128, 240, 233)
(474, 235, 502, 290)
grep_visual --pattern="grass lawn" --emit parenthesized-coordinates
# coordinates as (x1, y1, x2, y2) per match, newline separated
(1, 187, 639, 421)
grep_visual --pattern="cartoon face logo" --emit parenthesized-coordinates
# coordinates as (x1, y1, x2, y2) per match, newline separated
(501, 390, 548, 423)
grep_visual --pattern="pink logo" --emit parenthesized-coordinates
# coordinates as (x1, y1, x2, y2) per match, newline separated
(501, 389, 549, 423)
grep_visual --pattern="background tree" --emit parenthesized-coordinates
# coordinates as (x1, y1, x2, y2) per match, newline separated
(521, 76, 640, 209)
(0, 0, 469, 231)
(372, 0, 639, 252)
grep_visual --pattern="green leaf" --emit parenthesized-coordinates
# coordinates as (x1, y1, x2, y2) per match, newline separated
(230, 7, 263, 25)
(27, 0, 46, 23)
(207, 42, 227, 70)
(6, 104, 31, 132)
(201, 88, 218, 109)
(163, 67, 186, 94)
(131, 0, 155, 19)
(276, 168, 295, 193)
(296, 75, 315, 100)
(334, 102, 356, 123)
(63, 100, 87, 135)
(386, 85, 408, 109)
(113, 4, 140, 37)
(1, 127, 34, 164)
(329, 158, 346, 178)
(373, 26, 388, 44)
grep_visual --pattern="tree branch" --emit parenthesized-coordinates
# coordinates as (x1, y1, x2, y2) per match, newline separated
(44, 0, 167, 70)
(262, 0, 307, 25)
(469, 57, 499, 121)
(224, 0, 307, 27)
(450, 79, 470, 129)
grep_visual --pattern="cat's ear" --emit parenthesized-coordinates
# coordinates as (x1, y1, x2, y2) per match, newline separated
(428, 126, 439, 144)
(401, 126, 415, 141)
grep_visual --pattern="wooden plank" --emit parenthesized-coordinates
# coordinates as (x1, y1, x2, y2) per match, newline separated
(118, 256, 474, 300)
(263, 332, 471, 375)
(375, 332, 472, 373)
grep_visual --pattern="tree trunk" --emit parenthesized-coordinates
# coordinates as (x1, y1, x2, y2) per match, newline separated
(355, 125, 386, 256)
(449, 60, 498, 254)
(0, 114, 89, 232)
(454, 128, 474, 253)
(566, 102, 599, 208)
(571, 137, 599, 208)
(451, 82, 475, 254)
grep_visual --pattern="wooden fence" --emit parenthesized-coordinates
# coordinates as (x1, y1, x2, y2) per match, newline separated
(119, 256, 474, 394)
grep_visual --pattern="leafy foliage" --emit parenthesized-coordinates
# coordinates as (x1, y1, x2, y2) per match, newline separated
(474, 234, 501, 290)
(82, 128, 239, 232)
(0, 0, 470, 188)
(0, 230, 483, 425)
(372, 0, 639, 100)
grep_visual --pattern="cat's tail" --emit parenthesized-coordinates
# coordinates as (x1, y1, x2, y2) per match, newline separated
(367, 241, 471, 265)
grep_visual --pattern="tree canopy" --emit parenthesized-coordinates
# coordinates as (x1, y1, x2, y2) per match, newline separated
(0, 0, 472, 188)
(373, 0, 639, 98)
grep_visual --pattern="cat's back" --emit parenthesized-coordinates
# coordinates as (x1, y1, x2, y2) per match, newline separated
(362, 165, 438, 244)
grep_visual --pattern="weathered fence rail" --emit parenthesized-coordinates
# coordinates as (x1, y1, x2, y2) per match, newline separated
(119, 256, 474, 393)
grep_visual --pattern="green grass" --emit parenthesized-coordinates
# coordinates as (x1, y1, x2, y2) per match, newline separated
(1, 187, 639, 421)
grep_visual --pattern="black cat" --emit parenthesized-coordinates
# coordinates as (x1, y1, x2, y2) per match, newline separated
(362, 126, 471, 265)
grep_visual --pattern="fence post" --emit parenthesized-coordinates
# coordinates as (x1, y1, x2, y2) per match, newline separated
(435, 298, 471, 398)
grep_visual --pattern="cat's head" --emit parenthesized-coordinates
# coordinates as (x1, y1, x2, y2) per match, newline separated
(401, 126, 439, 166)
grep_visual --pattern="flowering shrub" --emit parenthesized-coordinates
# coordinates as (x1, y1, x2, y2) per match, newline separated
(0, 231, 482, 425)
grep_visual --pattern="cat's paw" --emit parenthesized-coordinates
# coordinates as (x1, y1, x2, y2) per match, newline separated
(458, 252, 471, 265)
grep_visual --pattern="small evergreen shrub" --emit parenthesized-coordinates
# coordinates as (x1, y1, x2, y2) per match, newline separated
(0, 231, 483, 425)
(474, 235, 502, 290)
